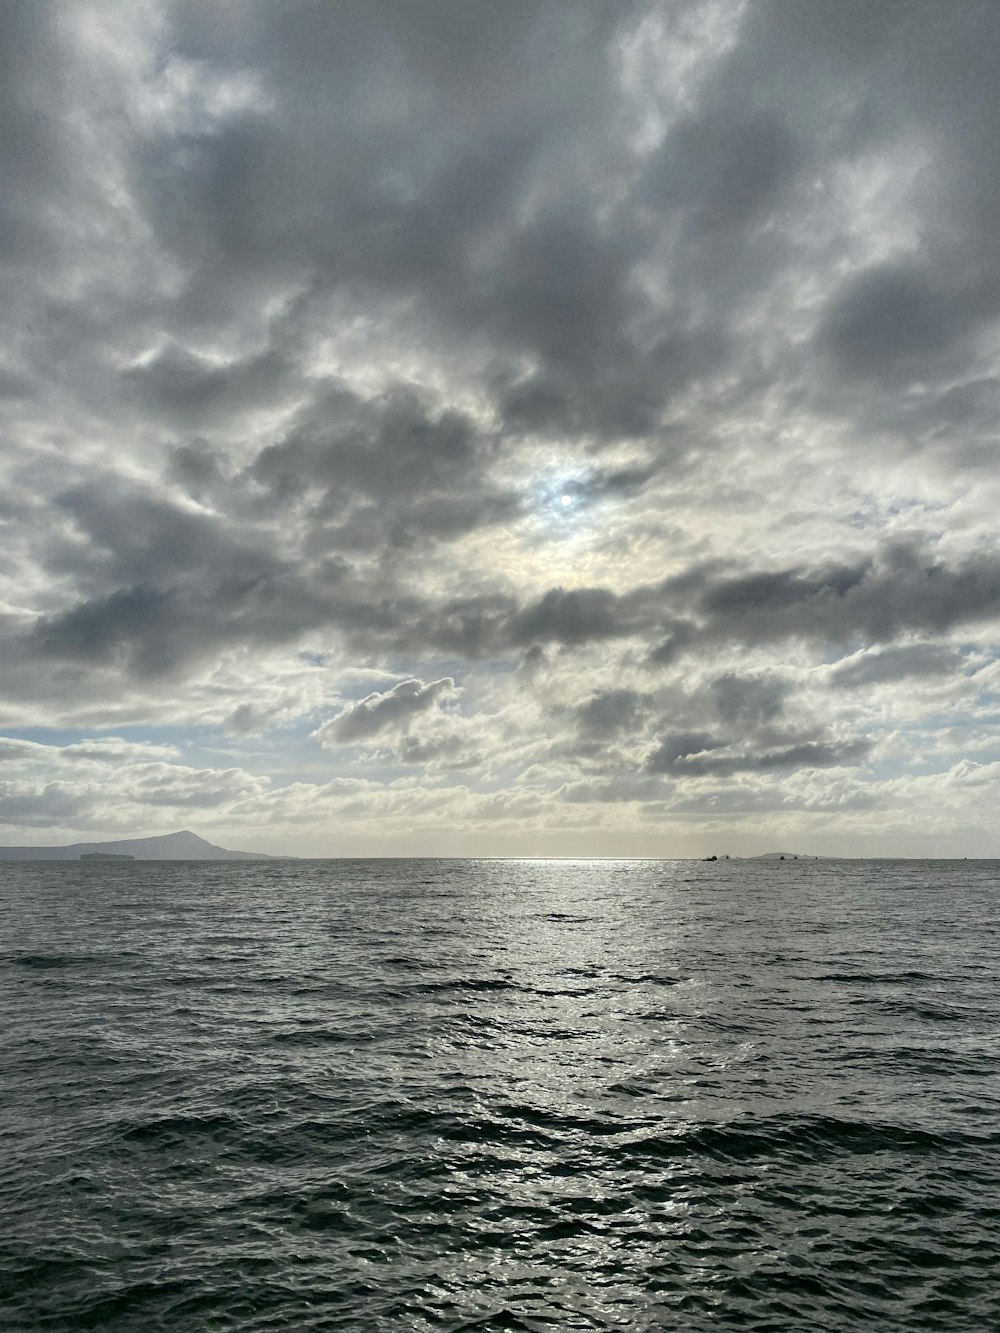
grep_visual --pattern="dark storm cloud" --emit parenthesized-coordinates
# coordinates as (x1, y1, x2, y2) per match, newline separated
(576, 690, 652, 739)
(50, 477, 281, 590)
(32, 585, 180, 673)
(691, 543, 1000, 653)
(241, 382, 519, 552)
(142, 1, 642, 324)
(645, 732, 871, 778)
(698, 563, 869, 619)
(8, 0, 1000, 469)
(507, 588, 634, 649)
(317, 677, 456, 745)
(16, 532, 1000, 700)
(830, 644, 965, 689)
(128, 0, 731, 448)
(800, 6, 1000, 402)
(709, 675, 789, 727)
(20, 472, 342, 682)
(247, 385, 478, 502)
(819, 265, 967, 382)
(124, 345, 296, 426)
(0, 4, 72, 262)
(634, 0, 1000, 457)
(20, 469, 335, 684)
(25, 573, 337, 684)
(641, 109, 800, 235)
(409, 542, 1000, 662)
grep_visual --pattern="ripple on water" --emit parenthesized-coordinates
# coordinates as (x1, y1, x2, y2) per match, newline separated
(2, 857, 999, 1331)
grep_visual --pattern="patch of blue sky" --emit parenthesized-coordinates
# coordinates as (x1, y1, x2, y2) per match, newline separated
(2, 724, 187, 751)
(0, 722, 314, 785)
(200, 719, 327, 778)
(297, 650, 326, 667)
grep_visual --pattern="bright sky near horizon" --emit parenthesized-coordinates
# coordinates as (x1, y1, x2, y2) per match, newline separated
(3, 1, 1000, 857)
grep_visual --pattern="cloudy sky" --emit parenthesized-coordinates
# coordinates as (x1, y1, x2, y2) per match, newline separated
(3, 1, 1000, 857)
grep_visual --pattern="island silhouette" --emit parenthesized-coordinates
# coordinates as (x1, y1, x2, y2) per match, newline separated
(0, 830, 273, 860)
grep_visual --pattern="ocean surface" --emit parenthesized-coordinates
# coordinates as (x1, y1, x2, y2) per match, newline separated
(2, 858, 998, 1331)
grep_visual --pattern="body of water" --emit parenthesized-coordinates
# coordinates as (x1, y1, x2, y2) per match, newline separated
(2, 857, 998, 1330)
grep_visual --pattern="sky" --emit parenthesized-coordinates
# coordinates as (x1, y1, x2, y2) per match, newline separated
(3, 1, 1000, 858)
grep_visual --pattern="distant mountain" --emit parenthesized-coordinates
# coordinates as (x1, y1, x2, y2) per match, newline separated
(0, 830, 274, 861)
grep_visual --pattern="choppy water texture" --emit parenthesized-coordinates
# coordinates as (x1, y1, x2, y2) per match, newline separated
(2, 858, 999, 1331)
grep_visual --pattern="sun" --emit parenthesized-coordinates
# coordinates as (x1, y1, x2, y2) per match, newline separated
(560, 494, 573, 507)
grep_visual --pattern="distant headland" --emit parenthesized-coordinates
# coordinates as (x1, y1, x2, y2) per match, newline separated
(0, 830, 275, 861)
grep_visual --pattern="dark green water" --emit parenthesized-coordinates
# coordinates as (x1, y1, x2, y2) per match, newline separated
(2, 858, 998, 1330)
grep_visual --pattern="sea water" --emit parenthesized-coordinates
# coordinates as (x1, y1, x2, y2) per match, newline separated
(2, 857, 998, 1330)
